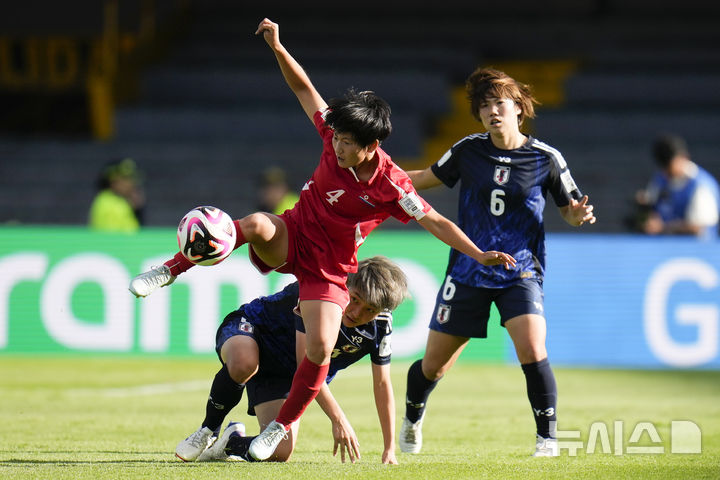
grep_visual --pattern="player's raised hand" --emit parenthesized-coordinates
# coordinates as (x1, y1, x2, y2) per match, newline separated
(567, 195, 597, 226)
(478, 251, 517, 270)
(331, 415, 361, 463)
(255, 18, 280, 49)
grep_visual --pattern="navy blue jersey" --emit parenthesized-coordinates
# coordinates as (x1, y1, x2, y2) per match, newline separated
(296, 311, 392, 383)
(219, 282, 392, 383)
(431, 133, 582, 287)
(217, 282, 301, 376)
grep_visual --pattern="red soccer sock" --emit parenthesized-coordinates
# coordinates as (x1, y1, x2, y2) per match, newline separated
(275, 357, 329, 427)
(163, 252, 194, 277)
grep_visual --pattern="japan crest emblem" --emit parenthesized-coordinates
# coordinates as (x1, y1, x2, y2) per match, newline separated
(436, 304, 451, 324)
(494, 165, 511, 185)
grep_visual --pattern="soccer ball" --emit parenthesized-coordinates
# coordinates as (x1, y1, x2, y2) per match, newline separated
(177, 206, 237, 266)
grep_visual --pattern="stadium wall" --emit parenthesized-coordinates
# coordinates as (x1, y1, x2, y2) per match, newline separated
(0, 227, 718, 369)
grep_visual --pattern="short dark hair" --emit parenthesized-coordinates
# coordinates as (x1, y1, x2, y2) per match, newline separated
(652, 134, 689, 168)
(324, 89, 392, 147)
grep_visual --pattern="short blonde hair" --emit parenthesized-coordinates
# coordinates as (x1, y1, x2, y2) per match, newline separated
(466, 67, 539, 126)
(346, 256, 408, 311)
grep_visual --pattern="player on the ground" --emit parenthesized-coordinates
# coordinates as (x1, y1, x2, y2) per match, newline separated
(129, 19, 516, 462)
(175, 256, 406, 464)
(399, 67, 596, 457)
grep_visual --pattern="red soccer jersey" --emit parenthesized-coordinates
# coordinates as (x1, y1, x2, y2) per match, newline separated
(283, 109, 432, 281)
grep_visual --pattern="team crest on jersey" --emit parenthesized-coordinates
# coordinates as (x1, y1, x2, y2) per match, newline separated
(436, 303, 451, 324)
(239, 322, 253, 334)
(342, 344, 360, 354)
(494, 166, 511, 185)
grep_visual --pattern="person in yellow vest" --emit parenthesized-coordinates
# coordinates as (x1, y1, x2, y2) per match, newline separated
(257, 166, 299, 215)
(89, 158, 145, 232)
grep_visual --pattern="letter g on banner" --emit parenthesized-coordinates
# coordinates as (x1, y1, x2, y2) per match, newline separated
(644, 258, 718, 367)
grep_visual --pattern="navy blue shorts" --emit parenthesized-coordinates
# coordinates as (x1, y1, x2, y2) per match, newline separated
(215, 311, 294, 416)
(429, 277, 544, 338)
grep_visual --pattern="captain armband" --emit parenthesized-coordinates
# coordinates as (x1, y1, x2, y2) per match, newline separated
(560, 170, 578, 194)
(398, 191, 425, 219)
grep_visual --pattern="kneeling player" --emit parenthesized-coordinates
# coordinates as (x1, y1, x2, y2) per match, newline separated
(175, 256, 407, 464)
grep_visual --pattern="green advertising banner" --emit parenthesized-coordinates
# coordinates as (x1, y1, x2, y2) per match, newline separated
(0, 227, 507, 361)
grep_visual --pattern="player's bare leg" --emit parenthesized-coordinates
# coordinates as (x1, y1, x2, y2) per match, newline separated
(220, 335, 260, 384)
(421, 330, 471, 381)
(505, 314, 558, 456)
(505, 314, 547, 364)
(401, 331, 469, 453)
(236, 212, 289, 269)
(297, 300, 343, 365)
(249, 300, 342, 460)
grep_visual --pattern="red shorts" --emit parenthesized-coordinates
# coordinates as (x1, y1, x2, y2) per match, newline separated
(248, 212, 350, 308)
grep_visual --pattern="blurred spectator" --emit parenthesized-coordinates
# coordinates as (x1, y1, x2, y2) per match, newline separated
(257, 166, 299, 215)
(88, 157, 145, 232)
(634, 134, 719, 238)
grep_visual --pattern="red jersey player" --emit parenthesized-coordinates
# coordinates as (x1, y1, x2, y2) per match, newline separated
(129, 17, 516, 463)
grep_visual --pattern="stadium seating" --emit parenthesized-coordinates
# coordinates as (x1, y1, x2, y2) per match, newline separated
(1, 0, 719, 232)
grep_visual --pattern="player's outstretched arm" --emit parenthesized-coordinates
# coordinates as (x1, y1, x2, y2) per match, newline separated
(417, 208, 517, 269)
(559, 195, 597, 227)
(406, 167, 443, 190)
(371, 362, 398, 465)
(255, 18, 327, 122)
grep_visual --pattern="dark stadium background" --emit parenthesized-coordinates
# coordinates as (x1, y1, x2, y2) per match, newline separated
(1, 0, 719, 233)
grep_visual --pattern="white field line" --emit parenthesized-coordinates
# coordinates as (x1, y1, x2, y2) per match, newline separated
(67, 380, 210, 397)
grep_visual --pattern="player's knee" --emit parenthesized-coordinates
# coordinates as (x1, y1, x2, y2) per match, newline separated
(238, 213, 271, 240)
(421, 359, 445, 381)
(225, 358, 258, 384)
(304, 338, 333, 365)
(305, 347, 331, 365)
(516, 345, 547, 364)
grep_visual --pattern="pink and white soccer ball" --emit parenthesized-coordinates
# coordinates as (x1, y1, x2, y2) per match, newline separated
(177, 206, 237, 266)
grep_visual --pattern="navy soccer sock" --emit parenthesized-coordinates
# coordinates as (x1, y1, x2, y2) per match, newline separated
(521, 358, 557, 439)
(225, 434, 259, 462)
(202, 364, 245, 432)
(404, 359, 440, 423)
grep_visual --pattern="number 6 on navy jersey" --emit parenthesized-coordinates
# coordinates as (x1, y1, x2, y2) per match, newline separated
(490, 189, 505, 216)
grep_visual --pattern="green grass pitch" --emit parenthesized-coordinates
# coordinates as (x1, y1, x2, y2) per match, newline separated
(1, 357, 718, 479)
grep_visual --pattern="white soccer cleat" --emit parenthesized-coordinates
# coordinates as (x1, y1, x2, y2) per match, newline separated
(533, 435, 559, 457)
(129, 265, 175, 297)
(248, 420, 288, 461)
(175, 426, 216, 462)
(399, 415, 424, 454)
(197, 422, 246, 462)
